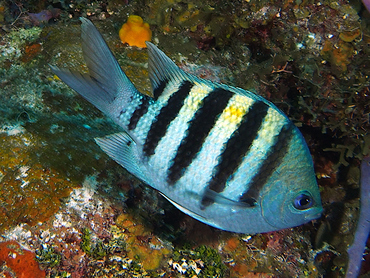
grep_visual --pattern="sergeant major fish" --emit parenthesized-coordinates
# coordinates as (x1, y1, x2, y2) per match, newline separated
(51, 18, 323, 233)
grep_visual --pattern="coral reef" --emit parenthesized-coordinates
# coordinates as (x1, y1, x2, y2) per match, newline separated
(0, 131, 75, 234)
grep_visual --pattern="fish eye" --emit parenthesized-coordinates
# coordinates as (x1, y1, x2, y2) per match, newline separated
(293, 193, 313, 210)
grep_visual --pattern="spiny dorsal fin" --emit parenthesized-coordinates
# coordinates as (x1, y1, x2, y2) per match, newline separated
(145, 42, 274, 106)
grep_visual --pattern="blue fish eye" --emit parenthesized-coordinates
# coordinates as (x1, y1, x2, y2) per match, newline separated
(293, 193, 313, 210)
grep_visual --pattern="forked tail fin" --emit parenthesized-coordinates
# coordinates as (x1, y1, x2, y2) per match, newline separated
(50, 18, 139, 116)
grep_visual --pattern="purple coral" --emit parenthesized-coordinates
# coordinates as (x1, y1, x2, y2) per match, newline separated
(346, 156, 370, 278)
(363, 0, 370, 12)
(28, 8, 60, 26)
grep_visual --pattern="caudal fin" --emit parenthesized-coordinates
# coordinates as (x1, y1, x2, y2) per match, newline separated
(51, 18, 138, 115)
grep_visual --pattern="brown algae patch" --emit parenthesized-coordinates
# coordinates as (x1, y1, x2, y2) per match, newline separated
(116, 212, 172, 271)
(0, 131, 75, 233)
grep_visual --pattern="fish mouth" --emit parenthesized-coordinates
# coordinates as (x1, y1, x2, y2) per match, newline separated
(305, 207, 323, 221)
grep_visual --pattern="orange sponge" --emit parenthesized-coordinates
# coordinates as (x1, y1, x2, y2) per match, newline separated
(119, 15, 152, 48)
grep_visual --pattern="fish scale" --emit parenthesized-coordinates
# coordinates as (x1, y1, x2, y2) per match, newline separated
(167, 87, 233, 184)
(133, 80, 182, 144)
(148, 83, 212, 185)
(51, 18, 323, 233)
(144, 80, 193, 157)
(223, 109, 288, 200)
(204, 100, 269, 204)
(241, 123, 294, 203)
(127, 96, 151, 131)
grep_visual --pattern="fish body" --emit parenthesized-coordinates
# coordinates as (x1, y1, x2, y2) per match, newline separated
(51, 18, 322, 233)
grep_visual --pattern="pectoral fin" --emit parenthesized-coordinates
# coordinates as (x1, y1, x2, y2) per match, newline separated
(95, 132, 151, 184)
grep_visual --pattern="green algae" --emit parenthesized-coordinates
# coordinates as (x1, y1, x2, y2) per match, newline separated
(80, 227, 93, 255)
(81, 228, 108, 259)
(171, 244, 227, 277)
(193, 245, 227, 277)
(36, 246, 62, 268)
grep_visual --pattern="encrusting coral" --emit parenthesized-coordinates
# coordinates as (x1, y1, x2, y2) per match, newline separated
(0, 241, 46, 277)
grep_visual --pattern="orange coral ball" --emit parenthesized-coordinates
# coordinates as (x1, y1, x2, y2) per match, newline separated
(119, 15, 152, 48)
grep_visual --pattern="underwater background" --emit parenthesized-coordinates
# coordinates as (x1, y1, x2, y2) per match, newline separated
(0, 0, 370, 277)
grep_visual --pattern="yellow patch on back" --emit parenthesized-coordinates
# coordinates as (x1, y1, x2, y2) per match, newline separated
(223, 106, 246, 123)
(211, 94, 254, 138)
(222, 94, 253, 124)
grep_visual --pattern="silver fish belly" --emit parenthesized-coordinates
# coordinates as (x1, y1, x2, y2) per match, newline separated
(51, 18, 323, 234)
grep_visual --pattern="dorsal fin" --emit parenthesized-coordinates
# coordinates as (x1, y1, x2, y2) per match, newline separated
(146, 42, 195, 99)
(145, 42, 273, 105)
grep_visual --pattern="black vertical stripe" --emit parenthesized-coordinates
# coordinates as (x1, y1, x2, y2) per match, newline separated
(153, 79, 168, 100)
(128, 96, 151, 130)
(167, 88, 234, 185)
(200, 101, 269, 208)
(143, 80, 193, 156)
(239, 123, 294, 204)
